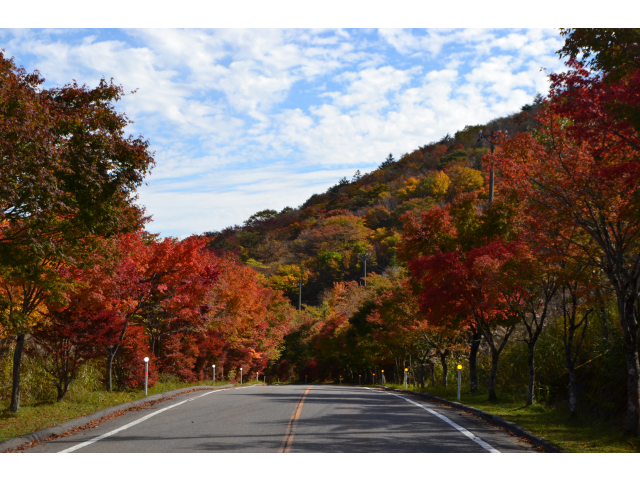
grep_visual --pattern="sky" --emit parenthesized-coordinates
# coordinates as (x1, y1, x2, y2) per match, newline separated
(0, 27, 566, 237)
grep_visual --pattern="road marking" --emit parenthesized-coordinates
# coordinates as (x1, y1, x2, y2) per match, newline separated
(384, 391, 501, 453)
(58, 385, 256, 453)
(279, 386, 312, 453)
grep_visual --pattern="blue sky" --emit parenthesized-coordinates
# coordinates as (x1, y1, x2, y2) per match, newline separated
(1, 28, 565, 237)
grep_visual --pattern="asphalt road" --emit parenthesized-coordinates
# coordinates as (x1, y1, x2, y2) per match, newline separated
(27, 384, 535, 453)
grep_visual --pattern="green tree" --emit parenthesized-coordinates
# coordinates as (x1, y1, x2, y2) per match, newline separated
(0, 54, 154, 411)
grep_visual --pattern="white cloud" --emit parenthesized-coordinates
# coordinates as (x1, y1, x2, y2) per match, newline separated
(2, 28, 565, 236)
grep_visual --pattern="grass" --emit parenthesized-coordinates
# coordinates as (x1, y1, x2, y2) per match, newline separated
(381, 382, 640, 453)
(0, 378, 242, 444)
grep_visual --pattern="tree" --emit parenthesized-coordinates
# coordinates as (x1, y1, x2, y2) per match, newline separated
(90, 233, 219, 390)
(412, 241, 518, 401)
(380, 153, 395, 169)
(0, 53, 154, 411)
(0, 254, 72, 410)
(0, 52, 153, 249)
(493, 104, 640, 434)
(557, 261, 596, 416)
(32, 308, 123, 400)
(548, 59, 640, 152)
(206, 254, 293, 381)
(401, 194, 521, 399)
(446, 165, 484, 195)
(558, 28, 640, 81)
(497, 241, 560, 405)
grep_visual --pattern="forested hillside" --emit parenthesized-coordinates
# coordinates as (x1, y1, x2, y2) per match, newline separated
(205, 94, 543, 304)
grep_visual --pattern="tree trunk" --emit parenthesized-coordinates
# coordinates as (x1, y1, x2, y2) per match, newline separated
(430, 361, 436, 387)
(567, 364, 578, 417)
(599, 298, 609, 345)
(526, 341, 536, 406)
(56, 373, 73, 402)
(563, 315, 581, 417)
(469, 329, 481, 393)
(440, 352, 448, 387)
(623, 343, 640, 434)
(9, 334, 25, 412)
(106, 345, 118, 392)
(56, 385, 65, 403)
(621, 303, 640, 434)
(488, 348, 500, 402)
(56, 378, 72, 402)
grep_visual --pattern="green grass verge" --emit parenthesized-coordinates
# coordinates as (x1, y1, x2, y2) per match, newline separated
(381, 382, 640, 453)
(0, 379, 246, 443)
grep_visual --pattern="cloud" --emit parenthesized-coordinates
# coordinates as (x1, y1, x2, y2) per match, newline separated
(1, 28, 565, 237)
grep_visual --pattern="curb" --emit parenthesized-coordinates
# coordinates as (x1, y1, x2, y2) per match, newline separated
(380, 386, 565, 453)
(0, 384, 239, 453)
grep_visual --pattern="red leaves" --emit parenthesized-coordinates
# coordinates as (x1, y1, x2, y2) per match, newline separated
(33, 230, 290, 389)
(549, 59, 640, 154)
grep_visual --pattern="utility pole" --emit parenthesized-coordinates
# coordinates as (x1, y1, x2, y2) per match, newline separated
(358, 253, 372, 287)
(292, 274, 305, 311)
(477, 130, 507, 204)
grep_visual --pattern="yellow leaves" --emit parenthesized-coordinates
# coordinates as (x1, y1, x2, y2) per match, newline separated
(268, 264, 309, 294)
(397, 174, 453, 201)
(406, 177, 420, 187)
(447, 165, 484, 193)
(397, 177, 419, 200)
(431, 171, 452, 199)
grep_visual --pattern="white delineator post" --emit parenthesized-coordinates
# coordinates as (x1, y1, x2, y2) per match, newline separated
(144, 357, 149, 396)
(404, 368, 408, 389)
(457, 364, 463, 402)
(212, 364, 216, 386)
(240, 368, 243, 385)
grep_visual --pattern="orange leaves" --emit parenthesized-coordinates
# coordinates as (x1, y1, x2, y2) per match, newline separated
(204, 253, 294, 372)
(493, 105, 640, 267)
(399, 206, 456, 260)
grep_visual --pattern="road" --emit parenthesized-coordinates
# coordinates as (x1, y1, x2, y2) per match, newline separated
(27, 384, 535, 453)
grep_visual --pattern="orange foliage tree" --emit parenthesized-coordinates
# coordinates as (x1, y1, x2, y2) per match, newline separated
(493, 95, 640, 432)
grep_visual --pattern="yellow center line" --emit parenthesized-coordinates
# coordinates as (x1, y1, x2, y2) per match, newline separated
(279, 386, 312, 453)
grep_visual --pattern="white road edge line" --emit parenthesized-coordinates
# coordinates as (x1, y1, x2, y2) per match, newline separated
(385, 392, 501, 453)
(58, 385, 257, 453)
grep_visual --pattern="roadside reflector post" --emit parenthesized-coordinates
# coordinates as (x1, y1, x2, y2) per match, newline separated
(212, 364, 216, 386)
(359, 374, 361, 386)
(240, 367, 243, 385)
(144, 357, 149, 396)
(381, 370, 385, 387)
(457, 364, 463, 401)
(404, 367, 408, 390)
(372, 373, 375, 386)
(339, 375, 342, 385)
(305, 375, 307, 384)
